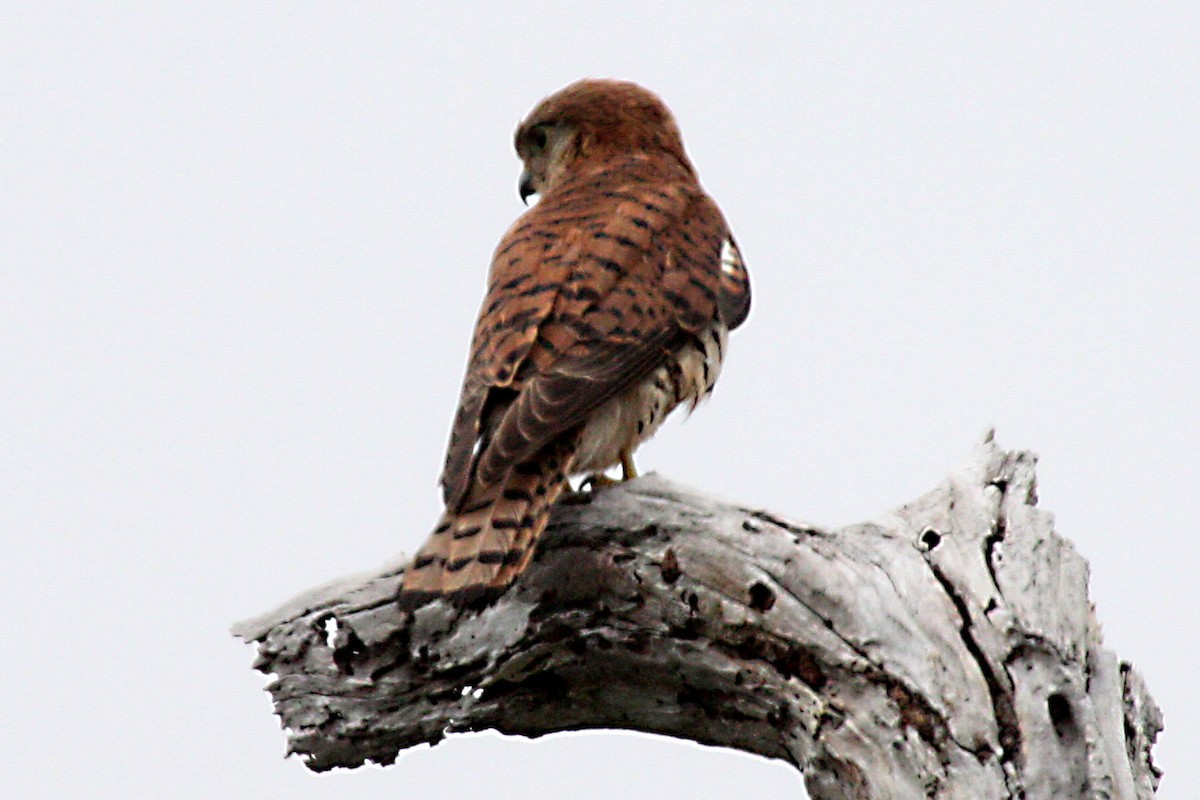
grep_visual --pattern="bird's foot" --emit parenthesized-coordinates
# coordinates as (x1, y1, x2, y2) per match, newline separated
(580, 451, 639, 492)
(581, 472, 620, 492)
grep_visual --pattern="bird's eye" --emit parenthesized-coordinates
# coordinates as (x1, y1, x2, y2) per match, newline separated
(528, 126, 548, 155)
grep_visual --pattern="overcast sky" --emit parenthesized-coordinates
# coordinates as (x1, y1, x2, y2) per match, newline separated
(4, 3, 1197, 798)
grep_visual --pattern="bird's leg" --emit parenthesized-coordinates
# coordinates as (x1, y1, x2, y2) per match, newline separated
(620, 449, 639, 481)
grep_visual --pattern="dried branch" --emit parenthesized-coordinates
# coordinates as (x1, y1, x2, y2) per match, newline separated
(233, 435, 1162, 799)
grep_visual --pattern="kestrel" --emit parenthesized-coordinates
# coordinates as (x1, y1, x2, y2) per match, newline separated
(398, 79, 750, 607)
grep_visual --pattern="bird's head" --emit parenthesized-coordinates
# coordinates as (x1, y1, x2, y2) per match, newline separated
(514, 79, 693, 204)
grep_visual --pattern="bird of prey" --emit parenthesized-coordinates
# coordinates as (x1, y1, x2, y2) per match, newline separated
(398, 79, 750, 608)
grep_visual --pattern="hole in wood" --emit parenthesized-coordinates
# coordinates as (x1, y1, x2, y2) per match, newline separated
(748, 581, 775, 612)
(920, 528, 942, 550)
(1048, 692, 1077, 740)
(321, 616, 339, 648)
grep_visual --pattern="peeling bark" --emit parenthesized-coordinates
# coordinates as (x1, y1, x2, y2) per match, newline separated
(233, 435, 1162, 799)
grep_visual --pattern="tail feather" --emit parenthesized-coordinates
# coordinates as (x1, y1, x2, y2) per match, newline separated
(398, 442, 575, 608)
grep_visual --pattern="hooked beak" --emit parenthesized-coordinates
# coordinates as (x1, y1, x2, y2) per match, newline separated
(518, 168, 537, 205)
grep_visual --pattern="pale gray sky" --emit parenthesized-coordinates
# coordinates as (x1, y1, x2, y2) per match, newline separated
(3, 3, 1196, 798)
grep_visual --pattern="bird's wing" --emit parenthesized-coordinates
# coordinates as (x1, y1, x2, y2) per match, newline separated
(440, 179, 741, 508)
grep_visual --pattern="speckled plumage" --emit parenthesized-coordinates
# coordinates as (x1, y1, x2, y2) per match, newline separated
(398, 79, 750, 607)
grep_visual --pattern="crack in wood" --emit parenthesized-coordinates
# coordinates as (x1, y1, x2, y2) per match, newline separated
(927, 559, 1021, 765)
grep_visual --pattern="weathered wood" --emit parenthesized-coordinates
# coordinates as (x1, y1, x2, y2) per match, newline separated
(233, 434, 1162, 799)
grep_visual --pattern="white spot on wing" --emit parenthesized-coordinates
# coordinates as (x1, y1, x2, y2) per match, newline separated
(720, 238, 741, 275)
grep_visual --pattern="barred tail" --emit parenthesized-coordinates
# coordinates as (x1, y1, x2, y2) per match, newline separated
(398, 444, 575, 608)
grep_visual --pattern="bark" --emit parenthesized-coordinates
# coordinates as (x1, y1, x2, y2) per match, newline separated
(232, 434, 1162, 799)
